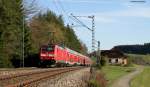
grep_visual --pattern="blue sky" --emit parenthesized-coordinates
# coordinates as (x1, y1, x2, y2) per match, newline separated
(30, 0, 150, 51)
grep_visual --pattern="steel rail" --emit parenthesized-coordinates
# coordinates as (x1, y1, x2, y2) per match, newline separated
(0, 67, 83, 87)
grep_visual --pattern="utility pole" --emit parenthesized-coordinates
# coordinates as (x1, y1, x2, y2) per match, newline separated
(95, 40, 101, 65)
(70, 14, 95, 52)
(97, 41, 101, 64)
(91, 16, 95, 52)
(22, 14, 25, 68)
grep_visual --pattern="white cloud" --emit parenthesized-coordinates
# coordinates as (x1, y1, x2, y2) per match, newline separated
(95, 16, 117, 23)
(73, 7, 150, 24)
(97, 7, 150, 18)
(93, 7, 150, 23)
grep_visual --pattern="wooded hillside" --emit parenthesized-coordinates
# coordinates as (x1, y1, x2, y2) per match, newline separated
(113, 43, 150, 54)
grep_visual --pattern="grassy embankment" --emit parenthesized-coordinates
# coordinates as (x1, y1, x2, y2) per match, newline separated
(131, 66, 150, 87)
(101, 65, 135, 87)
(128, 54, 150, 87)
(127, 54, 150, 65)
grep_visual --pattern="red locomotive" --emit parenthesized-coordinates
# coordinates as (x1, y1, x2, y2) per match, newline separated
(40, 44, 92, 67)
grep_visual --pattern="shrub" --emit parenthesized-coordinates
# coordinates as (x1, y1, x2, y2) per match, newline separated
(100, 58, 106, 66)
(88, 79, 101, 87)
(88, 68, 107, 87)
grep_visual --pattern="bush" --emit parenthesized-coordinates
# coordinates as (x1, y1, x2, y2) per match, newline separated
(0, 57, 13, 68)
(100, 58, 106, 66)
(88, 69, 107, 87)
(88, 79, 101, 87)
(96, 64, 102, 69)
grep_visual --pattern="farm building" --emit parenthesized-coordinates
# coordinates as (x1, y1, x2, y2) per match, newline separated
(101, 49, 127, 65)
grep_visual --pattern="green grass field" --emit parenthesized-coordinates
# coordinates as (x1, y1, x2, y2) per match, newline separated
(131, 66, 150, 87)
(101, 65, 135, 87)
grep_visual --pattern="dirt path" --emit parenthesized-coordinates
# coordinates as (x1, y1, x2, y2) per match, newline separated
(111, 66, 144, 87)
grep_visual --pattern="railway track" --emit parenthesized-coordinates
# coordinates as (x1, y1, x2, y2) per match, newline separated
(0, 67, 84, 87)
(0, 67, 62, 78)
(0, 67, 37, 71)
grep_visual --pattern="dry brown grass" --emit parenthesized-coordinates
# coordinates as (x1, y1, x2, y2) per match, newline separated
(88, 68, 107, 87)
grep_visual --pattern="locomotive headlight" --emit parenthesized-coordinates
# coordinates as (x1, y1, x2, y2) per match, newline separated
(48, 54, 54, 57)
(41, 54, 46, 56)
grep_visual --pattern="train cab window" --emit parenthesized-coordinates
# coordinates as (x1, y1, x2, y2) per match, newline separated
(41, 46, 54, 52)
(47, 47, 53, 51)
(41, 48, 47, 52)
(47, 46, 54, 51)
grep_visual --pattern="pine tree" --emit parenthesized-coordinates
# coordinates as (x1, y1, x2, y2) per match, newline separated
(64, 25, 82, 53)
(0, 0, 24, 67)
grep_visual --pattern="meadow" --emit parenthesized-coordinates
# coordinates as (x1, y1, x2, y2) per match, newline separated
(101, 65, 135, 87)
(130, 66, 150, 87)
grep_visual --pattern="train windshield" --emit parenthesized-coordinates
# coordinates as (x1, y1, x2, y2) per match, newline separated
(47, 47, 53, 51)
(41, 46, 54, 52)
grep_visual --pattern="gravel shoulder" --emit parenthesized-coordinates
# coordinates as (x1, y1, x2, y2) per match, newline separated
(36, 68, 90, 87)
(111, 66, 144, 87)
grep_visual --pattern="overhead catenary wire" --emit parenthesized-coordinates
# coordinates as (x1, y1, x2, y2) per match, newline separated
(52, 0, 63, 15)
(70, 14, 92, 31)
(69, 14, 95, 52)
(56, 0, 66, 14)
(52, 0, 96, 52)
(52, 0, 89, 27)
(54, 0, 73, 25)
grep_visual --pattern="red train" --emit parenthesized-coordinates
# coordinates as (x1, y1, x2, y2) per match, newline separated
(39, 44, 92, 67)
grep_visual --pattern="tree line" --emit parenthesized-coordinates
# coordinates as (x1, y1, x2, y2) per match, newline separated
(0, 0, 88, 67)
(113, 43, 150, 54)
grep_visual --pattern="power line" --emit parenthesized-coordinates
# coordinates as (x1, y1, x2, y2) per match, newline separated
(70, 14, 95, 52)
(54, 0, 74, 25)
(52, 0, 96, 52)
(52, 0, 62, 15)
(70, 14, 92, 31)
(56, 0, 66, 14)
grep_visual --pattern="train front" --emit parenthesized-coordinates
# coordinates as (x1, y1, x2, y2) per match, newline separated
(40, 45, 56, 66)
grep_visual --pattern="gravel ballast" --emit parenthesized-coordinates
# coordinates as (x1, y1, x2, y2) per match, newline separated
(37, 68, 90, 87)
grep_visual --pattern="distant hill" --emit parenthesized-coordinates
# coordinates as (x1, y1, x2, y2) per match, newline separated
(112, 43, 150, 54)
